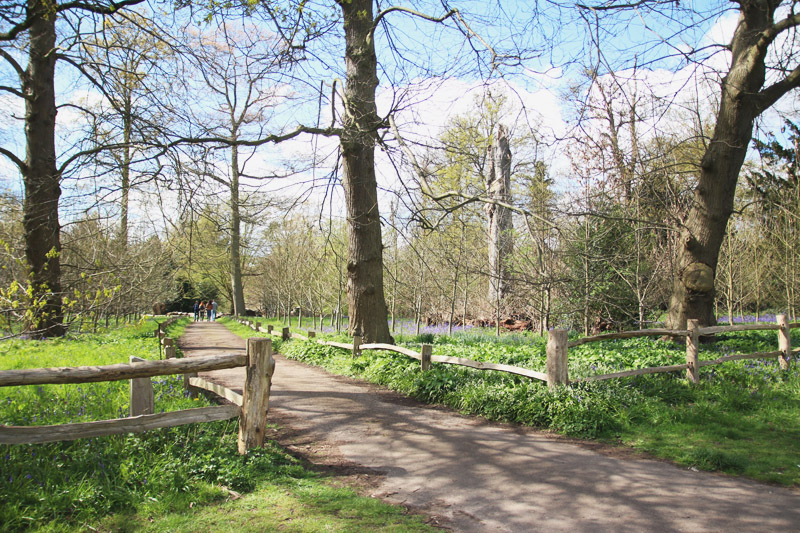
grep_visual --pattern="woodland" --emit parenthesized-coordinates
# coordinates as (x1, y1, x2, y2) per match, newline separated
(4, 2, 800, 528)
(2, 0, 800, 342)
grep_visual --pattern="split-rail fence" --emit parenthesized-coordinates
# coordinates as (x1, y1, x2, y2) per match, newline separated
(236, 314, 798, 388)
(0, 318, 274, 454)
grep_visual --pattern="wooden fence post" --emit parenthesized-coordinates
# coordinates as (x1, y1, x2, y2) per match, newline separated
(255, 321, 261, 331)
(183, 371, 197, 398)
(129, 356, 154, 416)
(307, 330, 316, 339)
(267, 325, 273, 334)
(546, 329, 568, 388)
(238, 338, 275, 455)
(165, 344, 176, 359)
(157, 326, 164, 359)
(282, 327, 290, 341)
(686, 319, 700, 384)
(161, 337, 174, 361)
(353, 335, 362, 358)
(421, 344, 432, 371)
(777, 313, 791, 370)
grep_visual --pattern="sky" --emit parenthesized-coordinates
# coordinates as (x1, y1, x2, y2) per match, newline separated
(1, 0, 799, 233)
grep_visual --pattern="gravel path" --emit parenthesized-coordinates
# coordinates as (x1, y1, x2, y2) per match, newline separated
(178, 321, 800, 532)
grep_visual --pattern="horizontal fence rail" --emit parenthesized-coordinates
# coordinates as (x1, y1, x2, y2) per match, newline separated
(0, 405, 240, 445)
(568, 328, 690, 348)
(573, 363, 690, 383)
(238, 318, 550, 382)
(554, 315, 797, 386)
(0, 353, 248, 387)
(189, 376, 244, 406)
(697, 349, 799, 367)
(431, 355, 549, 381)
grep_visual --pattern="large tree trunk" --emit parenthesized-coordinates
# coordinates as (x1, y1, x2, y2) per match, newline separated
(22, 0, 64, 338)
(339, 0, 392, 343)
(666, 2, 780, 330)
(230, 142, 246, 316)
(486, 125, 512, 305)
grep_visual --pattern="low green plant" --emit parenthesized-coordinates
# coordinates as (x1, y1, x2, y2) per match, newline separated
(0, 320, 433, 531)
(217, 317, 283, 353)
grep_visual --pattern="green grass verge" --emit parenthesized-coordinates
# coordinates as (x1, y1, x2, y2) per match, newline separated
(252, 325, 800, 488)
(217, 317, 284, 353)
(0, 319, 436, 532)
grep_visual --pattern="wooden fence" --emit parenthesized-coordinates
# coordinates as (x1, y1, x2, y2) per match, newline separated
(235, 315, 797, 389)
(0, 328, 275, 455)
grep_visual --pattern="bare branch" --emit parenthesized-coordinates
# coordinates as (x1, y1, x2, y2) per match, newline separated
(0, 0, 147, 41)
(388, 114, 557, 230)
(370, 6, 457, 41)
(0, 146, 25, 172)
(756, 64, 800, 114)
(167, 124, 342, 150)
(0, 47, 25, 79)
(0, 84, 23, 98)
(576, 0, 669, 12)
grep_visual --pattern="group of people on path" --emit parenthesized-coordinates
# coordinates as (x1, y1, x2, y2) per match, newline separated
(194, 300, 218, 322)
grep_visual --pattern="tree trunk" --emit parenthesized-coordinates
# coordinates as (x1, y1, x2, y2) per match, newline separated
(229, 142, 247, 316)
(486, 126, 513, 304)
(23, 0, 64, 338)
(666, 0, 790, 330)
(339, 0, 392, 343)
(119, 94, 131, 246)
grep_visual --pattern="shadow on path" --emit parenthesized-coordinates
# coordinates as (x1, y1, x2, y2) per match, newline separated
(178, 322, 800, 532)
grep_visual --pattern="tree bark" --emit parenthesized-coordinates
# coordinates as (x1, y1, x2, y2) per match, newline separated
(22, 0, 64, 337)
(338, 0, 392, 343)
(486, 125, 512, 305)
(230, 141, 247, 316)
(119, 94, 131, 246)
(667, 0, 800, 329)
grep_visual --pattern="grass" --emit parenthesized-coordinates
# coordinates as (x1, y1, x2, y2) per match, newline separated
(259, 323, 800, 488)
(0, 318, 437, 532)
(218, 317, 284, 353)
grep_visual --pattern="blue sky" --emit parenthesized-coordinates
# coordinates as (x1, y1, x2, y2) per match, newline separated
(1, 0, 797, 228)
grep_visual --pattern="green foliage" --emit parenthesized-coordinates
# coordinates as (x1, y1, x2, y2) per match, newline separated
(0, 320, 432, 531)
(562, 201, 656, 329)
(217, 317, 283, 353)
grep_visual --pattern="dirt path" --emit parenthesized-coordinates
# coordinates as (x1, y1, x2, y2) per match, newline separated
(178, 322, 800, 532)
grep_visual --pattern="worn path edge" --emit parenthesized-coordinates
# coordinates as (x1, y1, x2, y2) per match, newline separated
(178, 321, 800, 532)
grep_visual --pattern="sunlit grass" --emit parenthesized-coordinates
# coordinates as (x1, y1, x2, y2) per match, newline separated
(0, 319, 435, 531)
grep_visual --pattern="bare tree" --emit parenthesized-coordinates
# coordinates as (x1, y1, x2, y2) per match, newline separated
(178, 20, 292, 317)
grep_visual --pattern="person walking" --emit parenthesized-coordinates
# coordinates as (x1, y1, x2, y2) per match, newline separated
(193, 301, 200, 322)
(211, 300, 218, 321)
(206, 301, 212, 321)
